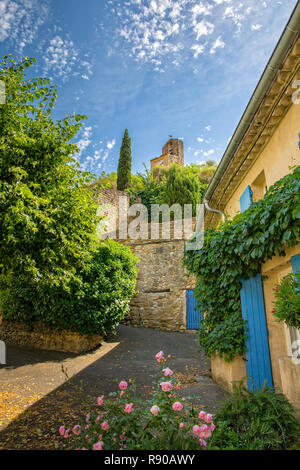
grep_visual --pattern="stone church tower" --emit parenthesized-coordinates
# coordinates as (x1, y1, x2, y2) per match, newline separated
(150, 138, 184, 171)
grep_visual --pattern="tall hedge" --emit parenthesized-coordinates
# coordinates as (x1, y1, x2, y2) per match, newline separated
(0, 240, 138, 335)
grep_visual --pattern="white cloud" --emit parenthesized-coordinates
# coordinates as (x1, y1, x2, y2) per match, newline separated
(210, 35, 225, 53)
(0, 0, 48, 49)
(43, 35, 93, 81)
(109, 0, 277, 71)
(191, 43, 205, 58)
(251, 24, 262, 31)
(76, 126, 93, 157)
(193, 19, 214, 40)
(205, 125, 212, 131)
(107, 139, 116, 150)
(203, 148, 215, 157)
(197, 137, 204, 143)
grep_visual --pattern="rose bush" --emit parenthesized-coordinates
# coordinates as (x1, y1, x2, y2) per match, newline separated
(59, 351, 215, 450)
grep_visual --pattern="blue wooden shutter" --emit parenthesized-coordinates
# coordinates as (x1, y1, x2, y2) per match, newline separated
(291, 254, 300, 274)
(240, 185, 253, 213)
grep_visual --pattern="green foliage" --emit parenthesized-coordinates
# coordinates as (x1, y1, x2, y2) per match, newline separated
(273, 271, 300, 329)
(162, 164, 205, 216)
(0, 55, 98, 290)
(117, 129, 132, 191)
(208, 382, 300, 450)
(0, 240, 138, 335)
(0, 56, 138, 335)
(184, 166, 300, 361)
(199, 313, 248, 362)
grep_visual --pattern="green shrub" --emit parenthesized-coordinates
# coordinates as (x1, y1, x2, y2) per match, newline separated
(273, 271, 300, 329)
(208, 382, 300, 450)
(0, 240, 138, 335)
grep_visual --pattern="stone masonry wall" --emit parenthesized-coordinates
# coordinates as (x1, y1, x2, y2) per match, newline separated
(124, 238, 196, 332)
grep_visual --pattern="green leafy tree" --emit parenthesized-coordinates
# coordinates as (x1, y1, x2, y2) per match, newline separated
(117, 129, 132, 191)
(163, 164, 206, 216)
(0, 55, 99, 324)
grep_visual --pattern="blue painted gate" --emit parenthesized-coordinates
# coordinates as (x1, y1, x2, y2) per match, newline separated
(239, 186, 273, 391)
(186, 289, 202, 330)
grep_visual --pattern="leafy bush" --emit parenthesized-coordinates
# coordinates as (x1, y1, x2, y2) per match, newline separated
(184, 166, 300, 360)
(199, 313, 248, 362)
(0, 55, 99, 290)
(58, 350, 215, 450)
(208, 382, 300, 450)
(0, 240, 138, 335)
(273, 271, 300, 329)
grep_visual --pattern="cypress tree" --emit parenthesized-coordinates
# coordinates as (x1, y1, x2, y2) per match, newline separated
(117, 129, 132, 191)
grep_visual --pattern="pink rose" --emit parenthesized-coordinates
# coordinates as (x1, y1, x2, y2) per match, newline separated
(155, 351, 164, 363)
(198, 411, 207, 420)
(64, 429, 70, 439)
(124, 403, 134, 413)
(193, 425, 201, 435)
(172, 401, 183, 411)
(72, 425, 81, 436)
(199, 438, 207, 448)
(93, 441, 104, 450)
(179, 423, 185, 429)
(101, 421, 109, 431)
(150, 405, 160, 416)
(97, 396, 104, 406)
(162, 367, 173, 377)
(205, 413, 213, 424)
(119, 381, 128, 390)
(210, 423, 215, 431)
(160, 381, 173, 392)
(59, 426, 65, 436)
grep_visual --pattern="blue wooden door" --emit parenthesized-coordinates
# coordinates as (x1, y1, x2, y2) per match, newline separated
(239, 186, 273, 390)
(186, 289, 202, 330)
(240, 274, 273, 390)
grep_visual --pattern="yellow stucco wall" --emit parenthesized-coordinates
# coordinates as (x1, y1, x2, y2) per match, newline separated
(225, 102, 300, 218)
(215, 102, 300, 401)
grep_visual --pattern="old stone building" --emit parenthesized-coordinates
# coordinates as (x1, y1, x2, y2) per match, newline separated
(97, 155, 199, 333)
(150, 138, 184, 171)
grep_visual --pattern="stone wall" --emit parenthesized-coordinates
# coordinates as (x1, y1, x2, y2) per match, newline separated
(96, 188, 197, 333)
(96, 187, 130, 239)
(0, 317, 102, 354)
(124, 238, 196, 332)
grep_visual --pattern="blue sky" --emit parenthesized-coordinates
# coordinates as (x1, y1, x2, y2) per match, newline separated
(0, 0, 298, 176)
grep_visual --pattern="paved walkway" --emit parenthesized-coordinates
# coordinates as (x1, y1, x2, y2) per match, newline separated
(0, 325, 228, 449)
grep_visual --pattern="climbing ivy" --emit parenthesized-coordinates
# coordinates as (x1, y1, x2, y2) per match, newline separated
(184, 166, 300, 362)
